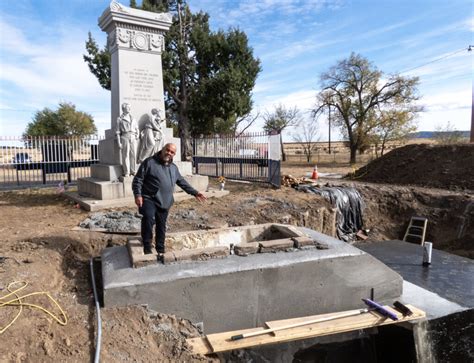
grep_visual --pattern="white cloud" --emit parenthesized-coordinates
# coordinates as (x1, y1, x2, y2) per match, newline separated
(256, 89, 314, 110)
(0, 19, 44, 56)
(419, 89, 471, 113)
(399, 18, 471, 50)
(0, 18, 110, 135)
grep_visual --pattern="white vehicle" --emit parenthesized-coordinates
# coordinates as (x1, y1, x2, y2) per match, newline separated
(238, 149, 258, 157)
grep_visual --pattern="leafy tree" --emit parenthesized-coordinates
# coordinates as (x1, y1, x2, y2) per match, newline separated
(24, 102, 96, 137)
(83, 0, 260, 159)
(371, 108, 417, 156)
(292, 119, 320, 163)
(263, 104, 301, 161)
(434, 121, 467, 144)
(313, 53, 421, 163)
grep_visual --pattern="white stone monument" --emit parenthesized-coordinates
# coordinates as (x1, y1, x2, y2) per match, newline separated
(76, 1, 207, 208)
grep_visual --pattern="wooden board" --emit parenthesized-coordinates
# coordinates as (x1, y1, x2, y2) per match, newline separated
(187, 304, 425, 355)
(70, 226, 139, 234)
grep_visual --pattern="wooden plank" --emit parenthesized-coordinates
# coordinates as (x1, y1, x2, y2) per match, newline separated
(70, 226, 139, 234)
(71, 226, 108, 232)
(265, 308, 366, 337)
(187, 304, 425, 355)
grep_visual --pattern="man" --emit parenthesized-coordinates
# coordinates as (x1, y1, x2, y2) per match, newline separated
(116, 103, 139, 176)
(132, 143, 207, 254)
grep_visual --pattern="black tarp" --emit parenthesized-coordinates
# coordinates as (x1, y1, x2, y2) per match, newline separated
(297, 185, 364, 242)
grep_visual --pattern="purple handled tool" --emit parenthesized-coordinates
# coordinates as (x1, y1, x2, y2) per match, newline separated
(362, 298, 398, 321)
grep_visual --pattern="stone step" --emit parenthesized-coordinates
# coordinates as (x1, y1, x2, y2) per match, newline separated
(162, 246, 229, 264)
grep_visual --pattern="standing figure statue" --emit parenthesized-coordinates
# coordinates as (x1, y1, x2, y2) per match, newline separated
(116, 103, 139, 176)
(137, 108, 164, 164)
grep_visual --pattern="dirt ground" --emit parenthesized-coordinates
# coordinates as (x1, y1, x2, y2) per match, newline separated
(0, 147, 472, 362)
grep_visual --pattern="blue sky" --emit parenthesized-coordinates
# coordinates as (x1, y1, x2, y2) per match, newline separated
(0, 0, 472, 141)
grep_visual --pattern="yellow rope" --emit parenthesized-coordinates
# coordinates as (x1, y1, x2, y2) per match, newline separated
(0, 281, 68, 334)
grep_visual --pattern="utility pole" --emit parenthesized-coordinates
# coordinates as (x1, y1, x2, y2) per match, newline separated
(469, 45, 474, 143)
(328, 106, 331, 154)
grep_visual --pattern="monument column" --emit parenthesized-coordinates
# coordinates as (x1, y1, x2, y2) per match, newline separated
(75, 1, 207, 209)
(98, 1, 172, 168)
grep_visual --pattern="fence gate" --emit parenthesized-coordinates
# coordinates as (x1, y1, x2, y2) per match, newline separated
(0, 135, 102, 190)
(192, 132, 281, 187)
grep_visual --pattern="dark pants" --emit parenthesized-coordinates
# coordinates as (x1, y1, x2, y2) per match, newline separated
(139, 198, 169, 253)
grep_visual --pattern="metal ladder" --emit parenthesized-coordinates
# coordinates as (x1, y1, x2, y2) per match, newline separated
(403, 216, 428, 245)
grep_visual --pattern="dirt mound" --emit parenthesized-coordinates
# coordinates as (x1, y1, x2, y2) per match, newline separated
(352, 144, 474, 191)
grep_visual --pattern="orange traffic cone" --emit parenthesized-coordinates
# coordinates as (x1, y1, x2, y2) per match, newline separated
(311, 165, 318, 180)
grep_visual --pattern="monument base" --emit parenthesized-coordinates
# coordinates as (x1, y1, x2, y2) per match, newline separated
(65, 186, 224, 212)
(91, 164, 123, 181)
(78, 173, 208, 200)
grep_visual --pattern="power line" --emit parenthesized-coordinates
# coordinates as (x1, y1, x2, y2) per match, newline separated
(400, 47, 468, 74)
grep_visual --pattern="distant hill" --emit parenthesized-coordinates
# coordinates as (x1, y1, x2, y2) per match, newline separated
(409, 131, 470, 139)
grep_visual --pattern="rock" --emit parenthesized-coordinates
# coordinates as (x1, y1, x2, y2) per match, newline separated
(259, 238, 295, 253)
(291, 236, 314, 248)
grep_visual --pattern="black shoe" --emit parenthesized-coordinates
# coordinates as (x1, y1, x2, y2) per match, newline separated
(156, 249, 165, 254)
(144, 246, 153, 255)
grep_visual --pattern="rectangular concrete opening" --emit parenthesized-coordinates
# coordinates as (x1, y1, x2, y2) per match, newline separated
(165, 223, 304, 251)
(248, 224, 300, 242)
(128, 223, 313, 267)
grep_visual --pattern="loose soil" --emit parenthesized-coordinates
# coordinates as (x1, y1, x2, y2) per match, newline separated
(352, 143, 474, 192)
(1, 146, 472, 362)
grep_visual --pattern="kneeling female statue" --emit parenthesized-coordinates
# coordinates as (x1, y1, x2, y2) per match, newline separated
(137, 108, 164, 163)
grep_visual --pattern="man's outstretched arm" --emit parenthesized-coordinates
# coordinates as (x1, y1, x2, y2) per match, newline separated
(175, 169, 207, 203)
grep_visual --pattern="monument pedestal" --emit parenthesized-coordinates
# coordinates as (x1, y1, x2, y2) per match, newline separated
(72, 2, 208, 210)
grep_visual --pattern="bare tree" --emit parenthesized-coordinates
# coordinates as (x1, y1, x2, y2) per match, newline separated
(263, 104, 301, 161)
(234, 111, 260, 136)
(293, 119, 320, 163)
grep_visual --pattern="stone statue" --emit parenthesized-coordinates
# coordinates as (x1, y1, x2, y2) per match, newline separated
(116, 103, 139, 176)
(137, 108, 164, 163)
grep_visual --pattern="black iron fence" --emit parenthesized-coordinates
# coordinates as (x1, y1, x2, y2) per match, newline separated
(192, 132, 281, 187)
(0, 135, 102, 189)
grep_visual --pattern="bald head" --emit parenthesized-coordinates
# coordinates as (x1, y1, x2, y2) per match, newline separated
(160, 143, 177, 164)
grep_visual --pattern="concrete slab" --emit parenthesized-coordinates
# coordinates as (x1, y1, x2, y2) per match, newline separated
(357, 240, 474, 307)
(64, 189, 230, 211)
(400, 281, 467, 319)
(102, 228, 403, 334)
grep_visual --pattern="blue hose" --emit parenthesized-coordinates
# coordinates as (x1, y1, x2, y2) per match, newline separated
(90, 258, 102, 363)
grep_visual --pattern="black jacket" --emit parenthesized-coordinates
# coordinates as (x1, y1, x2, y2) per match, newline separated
(132, 153, 198, 210)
